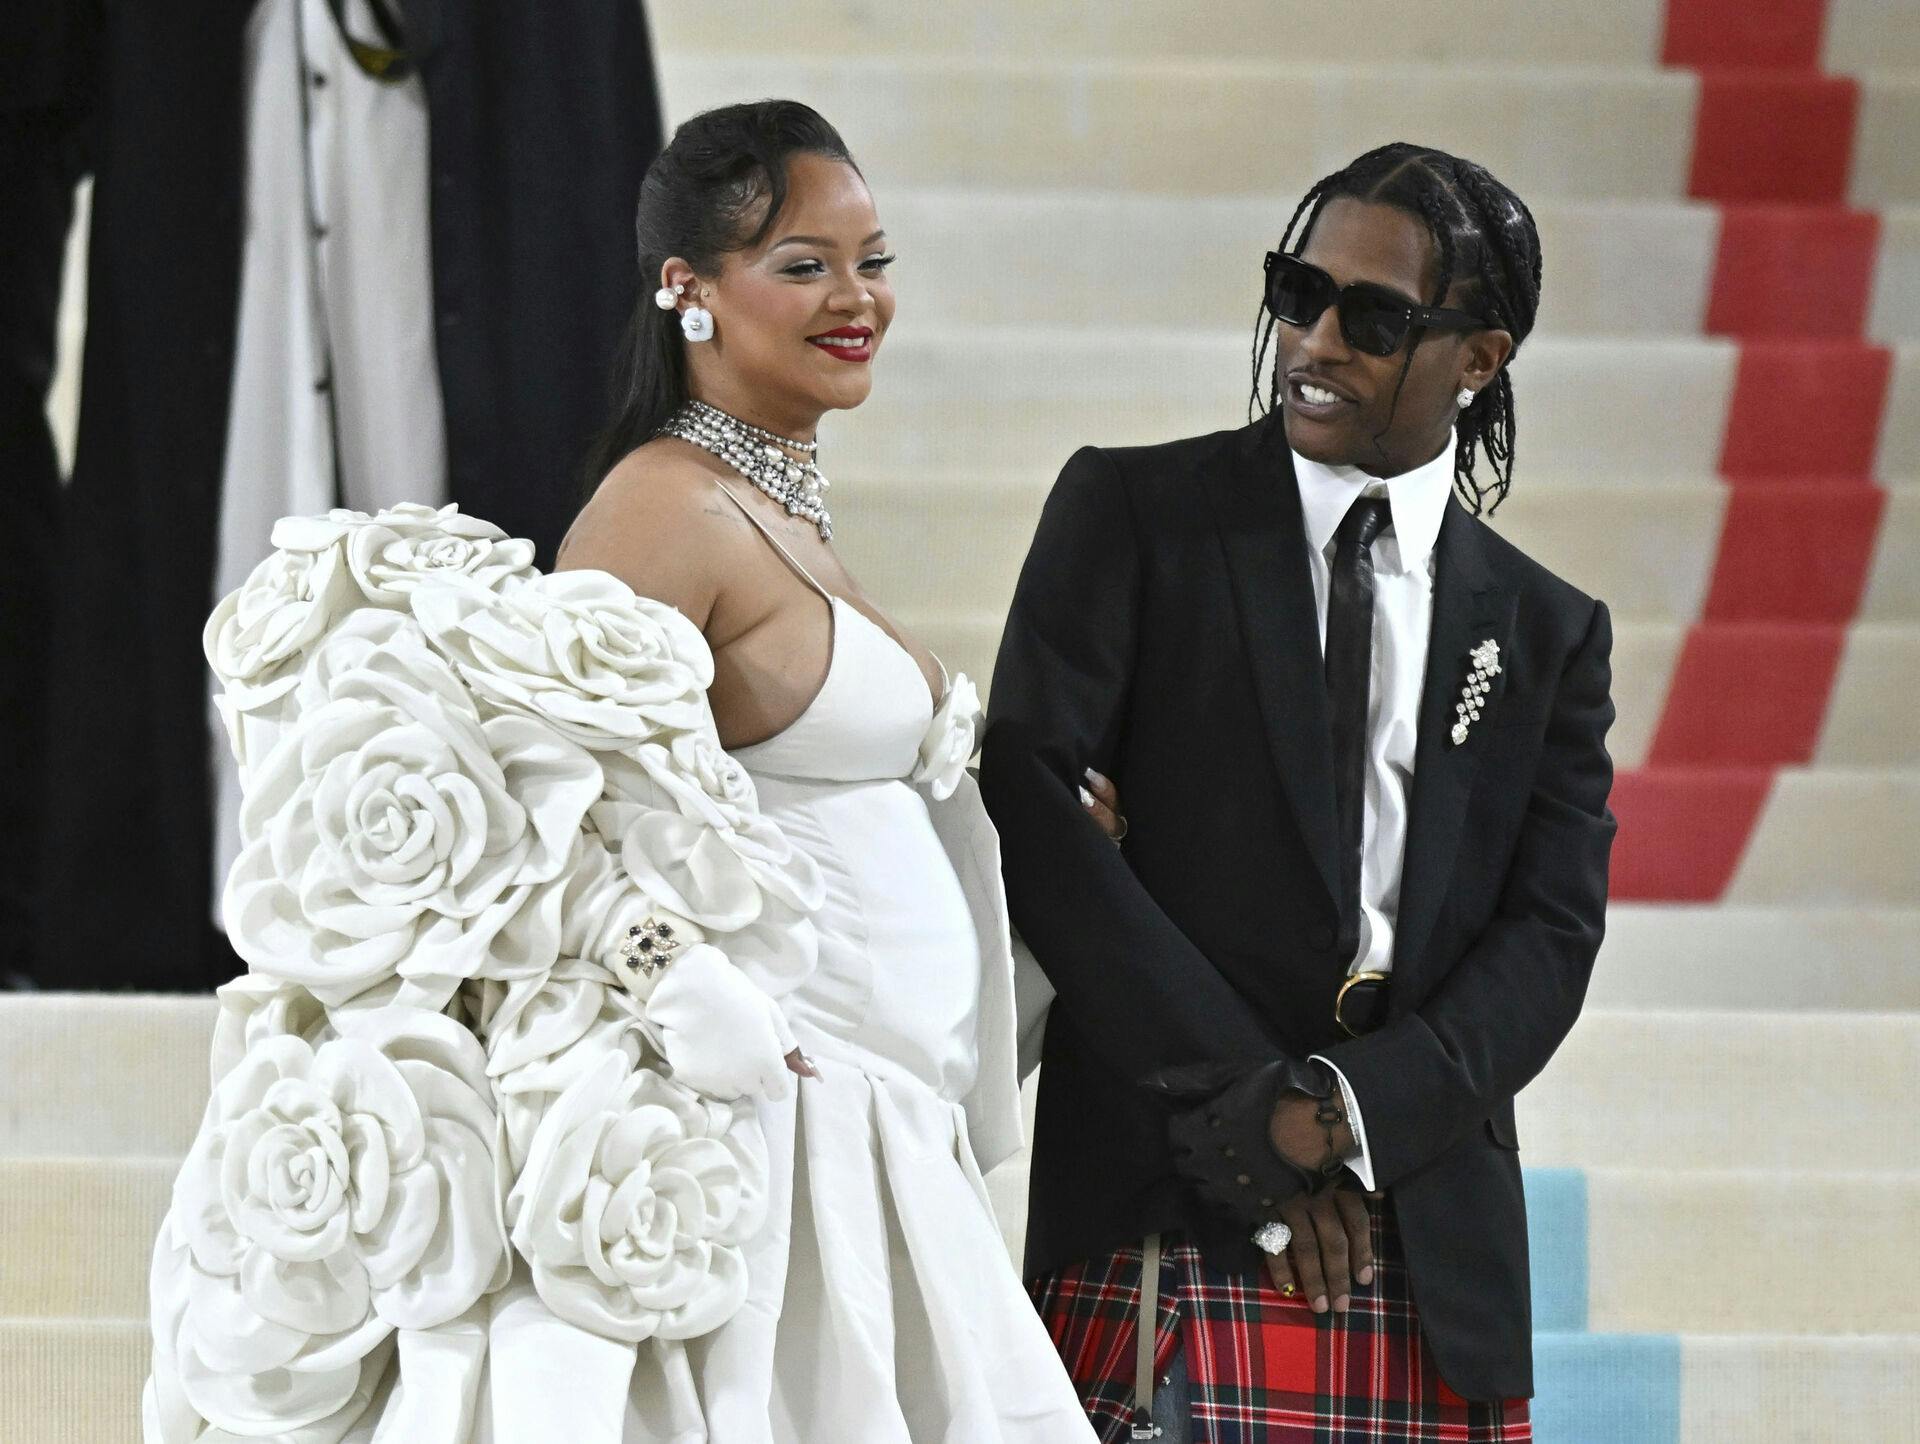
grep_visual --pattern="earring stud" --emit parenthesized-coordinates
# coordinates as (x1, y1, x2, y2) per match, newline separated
(1457, 386, 1476, 409)
(681, 306, 715, 342)
(653, 283, 683, 311)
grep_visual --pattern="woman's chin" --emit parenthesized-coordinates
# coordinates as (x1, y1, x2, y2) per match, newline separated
(807, 374, 875, 414)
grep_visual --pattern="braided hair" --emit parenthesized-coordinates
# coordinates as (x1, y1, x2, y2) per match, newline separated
(1251, 143, 1543, 514)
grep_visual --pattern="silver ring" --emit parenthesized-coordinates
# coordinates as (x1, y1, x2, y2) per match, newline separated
(1111, 813, 1129, 844)
(1252, 1220, 1292, 1256)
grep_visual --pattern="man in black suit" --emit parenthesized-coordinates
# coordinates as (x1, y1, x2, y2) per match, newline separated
(981, 144, 1615, 1441)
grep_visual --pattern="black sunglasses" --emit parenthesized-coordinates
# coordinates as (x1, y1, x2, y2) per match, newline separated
(1263, 252, 1484, 357)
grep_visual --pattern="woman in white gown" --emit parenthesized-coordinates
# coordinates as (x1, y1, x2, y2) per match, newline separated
(144, 100, 1104, 1443)
(542, 102, 1100, 1439)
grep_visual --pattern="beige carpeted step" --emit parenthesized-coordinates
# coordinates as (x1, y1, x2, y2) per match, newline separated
(0, 1317, 146, 1444)
(0, 994, 214, 1158)
(652, 1, 1671, 67)
(661, 57, 1700, 202)
(1584, 1170, 1920, 1335)
(1592, 908, 1920, 1010)
(0, 1158, 173, 1321)
(1676, 1334, 1920, 1442)
(1728, 772, 1920, 906)
(1519, 1010, 1920, 1171)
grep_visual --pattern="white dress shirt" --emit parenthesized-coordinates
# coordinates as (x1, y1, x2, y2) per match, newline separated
(210, 0, 449, 913)
(1293, 437, 1458, 1192)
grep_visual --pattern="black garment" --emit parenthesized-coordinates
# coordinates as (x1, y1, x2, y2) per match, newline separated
(34, 0, 661, 991)
(979, 415, 1616, 1401)
(1, 0, 96, 988)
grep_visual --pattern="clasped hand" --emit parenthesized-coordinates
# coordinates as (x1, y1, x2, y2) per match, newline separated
(1267, 1093, 1377, 1315)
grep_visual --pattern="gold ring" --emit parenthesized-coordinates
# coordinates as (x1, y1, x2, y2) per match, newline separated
(1281, 1282, 1298, 1298)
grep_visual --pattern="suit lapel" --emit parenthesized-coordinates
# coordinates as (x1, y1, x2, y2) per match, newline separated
(1393, 501, 1515, 980)
(1201, 421, 1342, 910)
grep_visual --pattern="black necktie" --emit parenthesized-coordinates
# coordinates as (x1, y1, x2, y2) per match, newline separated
(1324, 495, 1392, 964)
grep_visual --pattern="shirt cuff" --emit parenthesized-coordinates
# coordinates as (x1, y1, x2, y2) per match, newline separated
(1309, 1054, 1376, 1192)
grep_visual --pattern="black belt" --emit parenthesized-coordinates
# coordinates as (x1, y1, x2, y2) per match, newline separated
(1335, 970, 1391, 1037)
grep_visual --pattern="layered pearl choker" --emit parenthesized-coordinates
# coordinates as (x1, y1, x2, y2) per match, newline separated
(658, 399, 833, 540)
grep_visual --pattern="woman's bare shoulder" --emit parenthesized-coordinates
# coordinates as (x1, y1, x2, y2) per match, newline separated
(557, 441, 744, 624)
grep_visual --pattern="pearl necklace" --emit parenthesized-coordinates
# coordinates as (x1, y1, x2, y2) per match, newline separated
(658, 399, 833, 540)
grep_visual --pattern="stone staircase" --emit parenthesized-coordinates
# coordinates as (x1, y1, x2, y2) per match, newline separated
(11, 1, 1919, 1439)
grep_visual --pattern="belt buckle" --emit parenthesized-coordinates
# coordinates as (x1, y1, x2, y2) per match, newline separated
(1335, 970, 1391, 1037)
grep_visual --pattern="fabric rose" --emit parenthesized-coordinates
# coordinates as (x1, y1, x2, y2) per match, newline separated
(204, 544, 359, 692)
(271, 501, 533, 607)
(207, 973, 332, 1090)
(605, 731, 760, 833)
(214, 610, 422, 782)
(412, 570, 712, 748)
(598, 736, 824, 919)
(509, 1051, 768, 1343)
(147, 1009, 506, 1437)
(911, 671, 981, 801)
(478, 958, 652, 1172)
(224, 622, 602, 1007)
(594, 743, 823, 998)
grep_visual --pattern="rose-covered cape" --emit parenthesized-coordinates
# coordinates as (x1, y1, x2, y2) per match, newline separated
(147, 504, 982, 1442)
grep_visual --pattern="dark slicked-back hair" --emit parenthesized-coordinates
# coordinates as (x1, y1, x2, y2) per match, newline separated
(1252, 142, 1543, 514)
(583, 100, 860, 495)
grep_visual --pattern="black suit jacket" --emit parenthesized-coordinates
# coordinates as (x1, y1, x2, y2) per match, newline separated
(979, 414, 1616, 1401)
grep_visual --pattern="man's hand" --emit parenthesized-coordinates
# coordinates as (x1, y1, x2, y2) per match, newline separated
(1265, 1190, 1376, 1315)
(1268, 1091, 1356, 1171)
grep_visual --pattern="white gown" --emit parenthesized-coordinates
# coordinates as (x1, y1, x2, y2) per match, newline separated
(475, 531, 1095, 1439)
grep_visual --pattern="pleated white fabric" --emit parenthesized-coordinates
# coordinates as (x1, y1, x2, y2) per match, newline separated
(465, 596, 1091, 1440)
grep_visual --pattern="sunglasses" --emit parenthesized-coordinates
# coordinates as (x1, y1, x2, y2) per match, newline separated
(1263, 252, 1484, 357)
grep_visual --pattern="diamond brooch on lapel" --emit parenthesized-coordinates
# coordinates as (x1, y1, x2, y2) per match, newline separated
(1451, 639, 1502, 746)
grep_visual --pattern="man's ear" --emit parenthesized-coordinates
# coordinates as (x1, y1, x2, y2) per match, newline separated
(1461, 328, 1513, 391)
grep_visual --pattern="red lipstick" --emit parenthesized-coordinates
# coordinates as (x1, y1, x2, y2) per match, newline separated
(808, 325, 874, 363)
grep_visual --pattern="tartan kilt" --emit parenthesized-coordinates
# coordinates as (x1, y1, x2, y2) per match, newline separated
(1030, 1204, 1531, 1443)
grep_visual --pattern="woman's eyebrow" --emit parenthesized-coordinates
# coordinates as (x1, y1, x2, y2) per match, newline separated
(768, 229, 888, 250)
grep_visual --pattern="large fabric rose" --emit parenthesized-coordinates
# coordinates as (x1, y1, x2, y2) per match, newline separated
(272, 502, 533, 607)
(911, 671, 982, 801)
(224, 623, 602, 1007)
(509, 1051, 767, 1343)
(412, 570, 712, 748)
(148, 1009, 506, 1437)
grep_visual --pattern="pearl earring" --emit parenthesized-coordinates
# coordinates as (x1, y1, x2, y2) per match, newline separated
(681, 305, 715, 343)
(1457, 386, 1476, 409)
(653, 283, 683, 311)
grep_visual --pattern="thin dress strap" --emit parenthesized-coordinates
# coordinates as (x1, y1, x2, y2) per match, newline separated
(711, 478, 834, 603)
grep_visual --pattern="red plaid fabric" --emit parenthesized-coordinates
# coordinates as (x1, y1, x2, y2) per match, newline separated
(1030, 1206, 1530, 1443)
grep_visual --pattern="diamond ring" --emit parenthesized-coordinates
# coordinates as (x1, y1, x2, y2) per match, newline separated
(1252, 1220, 1293, 1256)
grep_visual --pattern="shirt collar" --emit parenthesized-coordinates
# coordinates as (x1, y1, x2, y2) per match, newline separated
(1291, 435, 1455, 576)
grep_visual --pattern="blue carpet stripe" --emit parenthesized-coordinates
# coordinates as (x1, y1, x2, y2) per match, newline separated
(1524, 1166, 1590, 1332)
(1532, 1332, 1682, 1444)
(1522, 1169, 1682, 1443)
